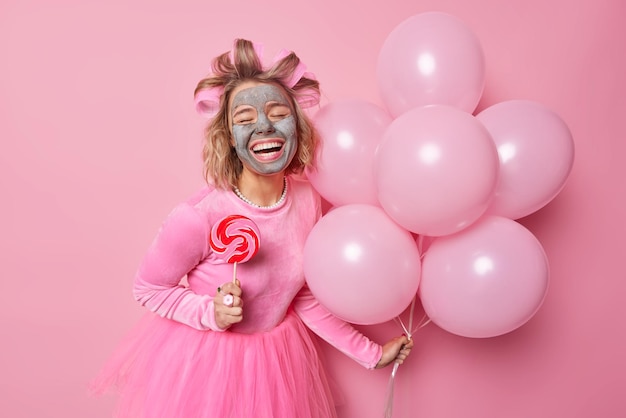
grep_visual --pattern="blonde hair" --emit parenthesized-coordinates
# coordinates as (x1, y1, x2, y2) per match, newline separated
(194, 39, 320, 189)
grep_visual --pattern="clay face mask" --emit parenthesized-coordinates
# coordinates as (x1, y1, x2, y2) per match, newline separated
(230, 84, 297, 176)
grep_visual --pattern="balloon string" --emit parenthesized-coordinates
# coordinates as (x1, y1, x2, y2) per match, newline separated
(408, 295, 416, 334)
(394, 317, 411, 338)
(394, 313, 431, 338)
(384, 362, 400, 418)
(386, 296, 431, 417)
(385, 315, 416, 418)
(387, 314, 412, 418)
(385, 316, 431, 418)
(393, 295, 424, 338)
(412, 315, 431, 335)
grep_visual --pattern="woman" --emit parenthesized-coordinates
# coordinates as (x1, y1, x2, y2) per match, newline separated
(92, 38, 412, 418)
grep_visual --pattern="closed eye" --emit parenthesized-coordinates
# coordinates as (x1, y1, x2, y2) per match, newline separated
(267, 103, 291, 120)
(233, 107, 257, 124)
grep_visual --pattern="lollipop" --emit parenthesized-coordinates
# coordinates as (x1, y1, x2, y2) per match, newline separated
(210, 214, 261, 291)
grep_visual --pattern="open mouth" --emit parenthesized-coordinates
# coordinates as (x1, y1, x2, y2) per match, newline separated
(252, 141, 284, 154)
(249, 139, 286, 162)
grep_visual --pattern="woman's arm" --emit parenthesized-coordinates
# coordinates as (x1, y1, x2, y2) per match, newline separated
(292, 285, 383, 369)
(132, 203, 224, 331)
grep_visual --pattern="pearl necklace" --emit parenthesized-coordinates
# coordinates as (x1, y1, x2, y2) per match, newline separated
(233, 177, 287, 209)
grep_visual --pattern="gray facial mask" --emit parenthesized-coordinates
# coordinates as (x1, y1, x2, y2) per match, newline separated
(230, 84, 297, 176)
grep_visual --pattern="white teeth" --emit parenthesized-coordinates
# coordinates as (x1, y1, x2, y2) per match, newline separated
(252, 142, 282, 152)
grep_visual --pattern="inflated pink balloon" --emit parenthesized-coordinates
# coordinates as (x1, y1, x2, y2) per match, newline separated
(377, 12, 485, 117)
(419, 216, 549, 338)
(476, 100, 575, 219)
(306, 99, 392, 207)
(375, 105, 499, 237)
(209, 214, 261, 264)
(303, 204, 421, 325)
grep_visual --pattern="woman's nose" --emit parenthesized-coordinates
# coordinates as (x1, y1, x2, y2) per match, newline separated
(255, 113, 276, 134)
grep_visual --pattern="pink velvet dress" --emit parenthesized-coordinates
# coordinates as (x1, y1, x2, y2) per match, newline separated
(91, 176, 382, 418)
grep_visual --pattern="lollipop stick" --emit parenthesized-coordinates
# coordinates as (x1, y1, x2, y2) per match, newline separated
(232, 261, 238, 283)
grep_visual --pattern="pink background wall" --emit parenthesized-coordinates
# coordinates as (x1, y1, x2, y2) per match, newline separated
(1, 0, 624, 417)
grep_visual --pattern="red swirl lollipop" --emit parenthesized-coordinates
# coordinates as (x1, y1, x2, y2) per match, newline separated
(210, 214, 261, 284)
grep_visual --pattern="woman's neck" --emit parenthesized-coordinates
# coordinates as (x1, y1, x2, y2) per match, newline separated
(235, 171, 286, 207)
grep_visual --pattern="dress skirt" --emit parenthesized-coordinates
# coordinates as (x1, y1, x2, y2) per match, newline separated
(90, 310, 338, 418)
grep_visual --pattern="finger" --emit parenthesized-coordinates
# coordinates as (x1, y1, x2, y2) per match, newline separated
(397, 336, 413, 352)
(224, 305, 243, 316)
(217, 306, 243, 320)
(224, 295, 245, 309)
(230, 295, 243, 308)
(224, 308, 244, 322)
(216, 294, 237, 311)
(221, 282, 242, 297)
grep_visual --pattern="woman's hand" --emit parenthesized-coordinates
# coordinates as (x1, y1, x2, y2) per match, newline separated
(214, 279, 244, 330)
(375, 335, 414, 369)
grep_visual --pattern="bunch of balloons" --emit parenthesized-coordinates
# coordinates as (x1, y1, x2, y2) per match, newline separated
(303, 12, 574, 338)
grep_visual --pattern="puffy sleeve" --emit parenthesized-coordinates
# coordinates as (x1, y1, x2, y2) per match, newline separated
(292, 285, 382, 369)
(132, 203, 224, 331)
